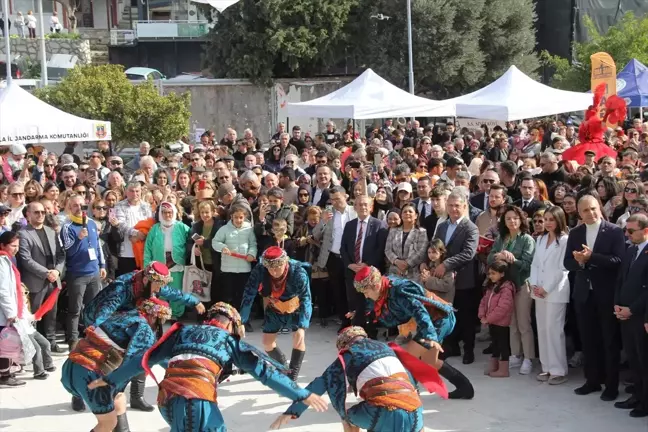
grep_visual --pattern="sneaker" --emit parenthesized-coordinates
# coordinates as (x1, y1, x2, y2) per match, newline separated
(519, 359, 533, 375)
(0, 375, 26, 387)
(536, 372, 550, 382)
(509, 355, 523, 368)
(568, 351, 583, 368)
(548, 375, 568, 385)
(33, 372, 49, 380)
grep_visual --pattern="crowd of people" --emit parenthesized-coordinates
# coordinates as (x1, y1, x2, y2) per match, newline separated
(0, 115, 648, 425)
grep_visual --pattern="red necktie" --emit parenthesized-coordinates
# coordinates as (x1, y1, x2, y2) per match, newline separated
(354, 220, 364, 263)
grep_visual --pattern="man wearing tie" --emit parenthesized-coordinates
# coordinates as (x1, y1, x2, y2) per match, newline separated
(613, 214, 648, 418)
(564, 195, 625, 402)
(514, 176, 545, 219)
(341, 195, 388, 332)
(412, 176, 433, 225)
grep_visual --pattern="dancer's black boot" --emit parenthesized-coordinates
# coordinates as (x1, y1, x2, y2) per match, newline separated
(438, 362, 474, 400)
(72, 396, 86, 412)
(113, 413, 131, 432)
(130, 373, 154, 411)
(266, 347, 287, 366)
(288, 349, 305, 381)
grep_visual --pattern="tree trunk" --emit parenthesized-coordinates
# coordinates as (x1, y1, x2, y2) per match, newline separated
(67, 6, 78, 32)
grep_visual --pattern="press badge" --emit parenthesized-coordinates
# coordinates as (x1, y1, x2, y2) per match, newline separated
(88, 248, 97, 261)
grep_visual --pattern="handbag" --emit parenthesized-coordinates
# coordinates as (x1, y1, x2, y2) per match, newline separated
(182, 244, 212, 302)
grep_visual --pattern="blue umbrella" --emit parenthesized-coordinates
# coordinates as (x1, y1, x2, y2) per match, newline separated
(617, 59, 648, 107)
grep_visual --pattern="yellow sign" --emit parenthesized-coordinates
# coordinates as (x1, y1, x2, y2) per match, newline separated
(590, 52, 617, 127)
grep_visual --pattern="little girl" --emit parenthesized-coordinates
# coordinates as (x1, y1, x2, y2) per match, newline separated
(419, 239, 455, 303)
(478, 260, 515, 378)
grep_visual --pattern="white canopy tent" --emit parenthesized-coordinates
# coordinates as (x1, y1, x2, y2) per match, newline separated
(286, 69, 456, 119)
(190, 0, 241, 12)
(0, 82, 112, 145)
(449, 66, 592, 121)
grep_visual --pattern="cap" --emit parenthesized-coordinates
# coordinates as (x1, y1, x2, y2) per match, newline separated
(10, 144, 27, 155)
(584, 150, 596, 157)
(0, 204, 10, 215)
(191, 165, 206, 173)
(262, 246, 289, 269)
(221, 155, 235, 162)
(446, 157, 464, 168)
(396, 182, 413, 194)
(217, 183, 236, 199)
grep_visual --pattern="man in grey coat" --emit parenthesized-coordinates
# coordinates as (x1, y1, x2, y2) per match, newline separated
(434, 187, 479, 364)
(17, 202, 66, 352)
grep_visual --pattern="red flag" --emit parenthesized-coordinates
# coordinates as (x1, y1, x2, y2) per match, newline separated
(33, 286, 61, 321)
(388, 342, 449, 399)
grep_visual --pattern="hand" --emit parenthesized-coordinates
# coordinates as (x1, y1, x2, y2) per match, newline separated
(46, 270, 59, 282)
(195, 303, 206, 314)
(394, 259, 408, 272)
(100, 268, 107, 280)
(109, 217, 120, 227)
(302, 393, 328, 412)
(615, 306, 632, 320)
(194, 247, 202, 256)
(572, 250, 586, 265)
(420, 269, 430, 282)
(194, 238, 204, 246)
(322, 210, 333, 223)
(422, 340, 444, 352)
(480, 317, 488, 325)
(433, 263, 446, 278)
(345, 311, 356, 320)
(246, 255, 256, 262)
(136, 231, 146, 241)
(6, 317, 16, 326)
(533, 286, 547, 298)
(78, 228, 88, 240)
(221, 247, 231, 256)
(580, 244, 592, 262)
(306, 236, 318, 246)
(269, 414, 292, 430)
(259, 204, 268, 220)
(87, 378, 108, 389)
(644, 323, 648, 334)
(500, 251, 515, 263)
(348, 263, 364, 272)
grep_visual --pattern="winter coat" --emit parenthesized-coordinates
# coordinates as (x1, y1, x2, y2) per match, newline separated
(212, 220, 257, 273)
(478, 280, 515, 327)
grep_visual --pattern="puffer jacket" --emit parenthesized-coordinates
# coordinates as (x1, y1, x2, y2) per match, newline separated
(212, 220, 257, 273)
(478, 280, 515, 327)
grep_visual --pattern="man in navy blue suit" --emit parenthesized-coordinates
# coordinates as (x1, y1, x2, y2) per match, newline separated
(341, 195, 388, 332)
(564, 195, 626, 402)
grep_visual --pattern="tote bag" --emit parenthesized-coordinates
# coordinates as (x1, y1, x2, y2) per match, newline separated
(182, 244, 212, 302)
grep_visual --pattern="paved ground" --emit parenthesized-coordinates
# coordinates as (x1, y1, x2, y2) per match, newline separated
(1, 322, 646, 432)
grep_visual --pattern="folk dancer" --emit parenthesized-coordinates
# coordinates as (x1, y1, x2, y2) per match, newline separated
(82, 262, 205, 412)
(351, 266, 474, 399)
(61, 297, 172, 432)
(239, 246, 312, 381)
(270, 326, 448, 432)
(89, 302, 328, 432)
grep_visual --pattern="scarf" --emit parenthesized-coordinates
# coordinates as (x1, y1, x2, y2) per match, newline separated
(269, 264, 289, 299)
(372, 277, 391, 321)
(158, 202, 177, 228)
(0, 251, 23, 319)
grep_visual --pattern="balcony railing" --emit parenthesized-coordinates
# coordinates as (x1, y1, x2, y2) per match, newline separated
(135, 20, 210, 40)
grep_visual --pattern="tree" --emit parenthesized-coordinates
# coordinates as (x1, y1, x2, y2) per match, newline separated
(354, 0, 539, 97)
(55, 0, 80, 32)
(35, 65, 191, 146)
(544, 12, 648, 91)
(205, 0, 359, 85)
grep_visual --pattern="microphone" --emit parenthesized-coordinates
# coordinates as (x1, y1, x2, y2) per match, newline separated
(82, 211, 87, 229)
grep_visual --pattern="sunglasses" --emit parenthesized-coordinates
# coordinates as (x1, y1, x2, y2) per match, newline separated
(625, 188, 638, 194)
(169, 166, 179, 170)
(31, 210, 46, 215)
(285, 160, 295, 165)
(192, 158, 201, 162)
(94, 206, 107, 211)
(44, 164, 54, 167)
(11, 192, 25, 197)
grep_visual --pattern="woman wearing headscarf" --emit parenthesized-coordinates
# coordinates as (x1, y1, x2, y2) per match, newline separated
(144, 202, 190, 318)
(293, 185, 312, 231)
(372, 186, 393, 222)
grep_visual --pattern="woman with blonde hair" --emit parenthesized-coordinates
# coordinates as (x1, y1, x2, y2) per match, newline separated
(24, 179, 43, 204)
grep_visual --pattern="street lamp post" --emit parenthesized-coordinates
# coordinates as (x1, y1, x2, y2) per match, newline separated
(2, 0, 11, 84)
(406, 0, 414, 95)
(37, 0, 48, 86)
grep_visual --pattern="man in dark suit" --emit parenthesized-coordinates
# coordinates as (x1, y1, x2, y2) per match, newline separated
(17, 202, 66, 352)
(564, 195, 626, 401)
(469, 169, 500, 211)
(434, 189, 479, 363)
(514, 176, 546, 219)
(613, 214, 648, 418)
(412, 176, 433, 225)
(341, 195, 388, 332)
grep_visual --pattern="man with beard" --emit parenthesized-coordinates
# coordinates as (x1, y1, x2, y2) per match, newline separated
(279, 167, 299, 206)
(238, 170, 261, 204)
(82, 262, 205, 413)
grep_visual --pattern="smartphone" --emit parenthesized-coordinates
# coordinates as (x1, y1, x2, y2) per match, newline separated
(108, 208, 116, 219)
(374, 153, 382, 166)
(191, 233, 202, 241)
(325, 205, 333, 213)
(199, 180, 206, 190)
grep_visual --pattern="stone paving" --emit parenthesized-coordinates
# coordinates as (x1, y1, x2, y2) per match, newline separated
(0, 322, 646, 432)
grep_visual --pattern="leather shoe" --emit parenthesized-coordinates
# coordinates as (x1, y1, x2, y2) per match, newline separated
(600, 389, 618, 401)
(629, 407, 648, 418)
(615, 396, 639, 410)
(625, 384, 635, 394)
(482, 344, 493, 355)
(574, 382, 601, 396)
(462, 351, 475, 365)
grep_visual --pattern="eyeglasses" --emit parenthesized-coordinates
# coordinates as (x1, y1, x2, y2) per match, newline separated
(626, 228, 643, 234)
(625, 188, 638, 193)
(94, 206, 107, 211)
(285, 160, 295, 165)
(482, 179, 496, 184)
(111, 161, 123, 165)
(31, 210, 46, 215)
(299, 193, 309, 197)
(44, 164, 54, 167)
(11, 192, 25, 197)
(192, 158, 201, 162)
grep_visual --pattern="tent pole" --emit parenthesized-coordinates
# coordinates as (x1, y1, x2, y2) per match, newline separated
(2, 0, 11, 84)
(37, 0, 48, 87)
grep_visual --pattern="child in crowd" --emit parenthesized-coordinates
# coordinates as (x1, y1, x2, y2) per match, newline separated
(419, 238, 455, 303)
(478, 260, 515, 378)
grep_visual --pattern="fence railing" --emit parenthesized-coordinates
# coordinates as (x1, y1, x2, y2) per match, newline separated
(109, 30, 137, 46)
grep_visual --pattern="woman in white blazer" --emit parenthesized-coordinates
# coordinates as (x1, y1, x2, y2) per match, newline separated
(528, 206, 570, 385)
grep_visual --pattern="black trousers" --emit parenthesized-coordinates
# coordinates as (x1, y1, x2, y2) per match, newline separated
(219, 272, 250, 310)
(445, 287, 481, 353)
(575, 295, 620, 391)
(311, 277, 332, 318)
(621, 318, 648, 409)
(116, 257, 138, 277)
(489, 324, 511, 361)
(326, 253, 348, 320)
(30, 284, 57, 342)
